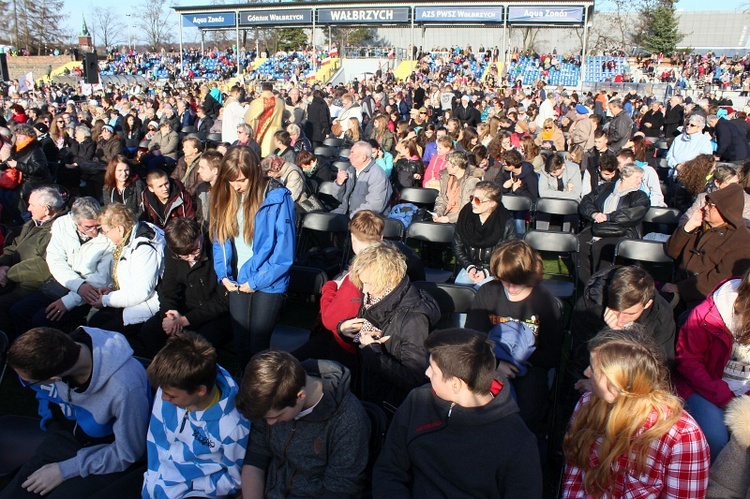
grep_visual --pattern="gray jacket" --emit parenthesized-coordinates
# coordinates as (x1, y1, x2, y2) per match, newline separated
(607, 110, 633, 153)
(332, 160, 393, 217)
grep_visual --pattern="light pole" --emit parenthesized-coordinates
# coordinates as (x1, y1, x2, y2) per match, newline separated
(125, 14, 134, 51)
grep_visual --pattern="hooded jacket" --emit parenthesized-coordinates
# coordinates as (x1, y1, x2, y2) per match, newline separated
(141, 177, 196, 229)
(359, 276, 441, 408)
(213, 180, 296, 294)
(0, 214, 61, 287)
(373, 380, 542, 498)
(29, 327, 151, 481)
(500, 162, 539, 202)
(667, 183, 750, 307)
(570, 266, 676, 382)
(46, 213, 114, 311)
(143, 365, 250, 499)
(307, 96, 331, 142)
(708, 395, 750, 499)
(674, 278, 743, 409)
(101, 222, 166, 325)
(243, 360, 370, 499)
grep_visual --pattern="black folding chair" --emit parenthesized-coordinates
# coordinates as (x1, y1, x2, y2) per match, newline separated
(323, 137, 345, 147)
(502, 195, 534, 232)
(613, 238, 674, 282)
(406, 222, 456, 283)
(399, 187, 439, 208)
(314, 146, 339, 158)
(643, 207, 681, 235)
(382, 218, 406, 241)
(523, 230, 579, 303)
(413, 282, 476, 329)
(534, 198, 580, 233)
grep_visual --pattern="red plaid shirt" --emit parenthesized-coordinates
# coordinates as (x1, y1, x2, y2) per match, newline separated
(563, 392, 710, 498)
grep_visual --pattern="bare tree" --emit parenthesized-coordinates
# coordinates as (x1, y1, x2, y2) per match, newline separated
(136, 0, 174, 50)
(90, 6, 124, 49)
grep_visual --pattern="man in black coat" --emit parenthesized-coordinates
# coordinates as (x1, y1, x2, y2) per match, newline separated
(194, 106, 214, 142)
(306, 89, 331, 150)
(662, 95, 685, 138)
(453, 95, 481, 127)
(137, 217, 230, 357)
(708, 114, 750, 162)
(640, 101, 664, 139)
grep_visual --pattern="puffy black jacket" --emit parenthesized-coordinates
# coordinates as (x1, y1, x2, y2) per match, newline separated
(358, 276, 441, 409)
(67, 137, 96, 165)
(579, 181, 650, 239)
(452, 207, 517, 273)
(10, 140, 51, 194)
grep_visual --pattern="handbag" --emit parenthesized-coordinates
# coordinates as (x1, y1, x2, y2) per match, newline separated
(591, 222, 626, 238)
(296, 194, 326, 214)
(330, 120, 343, 138)
(40, 277, 70, 300)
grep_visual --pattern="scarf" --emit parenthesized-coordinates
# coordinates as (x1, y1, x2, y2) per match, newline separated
(111, 227, 133, 291)
(14, 135, 33, 152)
(456, 201, 510, 248)
(354, 288, 393, 343)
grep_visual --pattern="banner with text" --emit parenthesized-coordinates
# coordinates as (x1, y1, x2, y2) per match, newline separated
(182, 12, 236, 28)
(415, 7, 504, 23)
(317, 7, 410, 24)
(239, 9, 313, 26)
(507, 6, 584, 23)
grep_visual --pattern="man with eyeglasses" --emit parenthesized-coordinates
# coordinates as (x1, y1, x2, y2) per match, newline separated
(666, 115, 713, 177)
(665, 184, 750, 309)
(9, 197, 113, 336)
(138, 217, 230, 357)
(0, 326, 150, 498)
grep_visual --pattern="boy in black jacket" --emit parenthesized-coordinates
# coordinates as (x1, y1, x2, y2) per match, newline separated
(138, 217, 230, 357)
(374, 329, 542, 498)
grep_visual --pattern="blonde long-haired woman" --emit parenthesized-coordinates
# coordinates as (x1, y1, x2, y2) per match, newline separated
(563, 328, 710, 498)
(210, 146, 296, 369)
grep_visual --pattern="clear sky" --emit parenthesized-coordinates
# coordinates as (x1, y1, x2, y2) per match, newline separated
(62, 0, 747, 47)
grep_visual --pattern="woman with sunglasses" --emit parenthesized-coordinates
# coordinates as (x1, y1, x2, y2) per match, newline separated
(535, 118, 565, 152)
(453, 181, 516, 288)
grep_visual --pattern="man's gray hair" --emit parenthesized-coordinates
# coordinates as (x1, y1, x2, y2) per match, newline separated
(237, 122, 254, 139)
(75, 125, 91, 138)
(32, 185, 65, 213)
(70, 196, 101, 222)
(608, 98, 623, 108)
(286, 123, 300, 136)
(707, 114, 719, 123)
(353, 140, 373, 158)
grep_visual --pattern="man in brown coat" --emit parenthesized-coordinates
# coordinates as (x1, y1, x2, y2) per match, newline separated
(665, 183, 750, 308)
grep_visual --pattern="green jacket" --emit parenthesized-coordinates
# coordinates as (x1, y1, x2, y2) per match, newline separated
(0, 217, 58, 288)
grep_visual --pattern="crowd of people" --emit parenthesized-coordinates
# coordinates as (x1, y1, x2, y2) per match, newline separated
(1, 44, 750, 497)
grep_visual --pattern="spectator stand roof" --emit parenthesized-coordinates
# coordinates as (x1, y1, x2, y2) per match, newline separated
(173, 1, 596, 82)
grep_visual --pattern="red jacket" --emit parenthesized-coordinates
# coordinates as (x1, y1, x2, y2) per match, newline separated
(674, 279, 740, 408)
(320, 275, 362, 355)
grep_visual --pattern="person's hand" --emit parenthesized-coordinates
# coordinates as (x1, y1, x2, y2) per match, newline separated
(162, 310, 184, 335)
(432, 215, 449, 223)
(413, 173, 422, 180)
(469, 268, 486, 284)
(643, 122, 652, 128)
(77, 282, 100, 305)
(22, 463, 64, 496)
(0, 266, 9, 287)
(359, 330, 390, 346)
(603, 306, 622, 330)
(511, 178, 522, 191)
(574, 378, 592, 393)
(336, 169, 349, 185)
(567, 182, 575, 192)
(222, 278, 239, 293)
(661, 282, 679, 295)
(503, 178, 514, 189)
(684, 205, 704, 232)
(339, 318, 365, 338)
(45, 299, 68, 321)
(239, 282, 254, 293)
(6, 159, 16, 168)
(592, 212, 608, 223)
(495, 360, 520, 379)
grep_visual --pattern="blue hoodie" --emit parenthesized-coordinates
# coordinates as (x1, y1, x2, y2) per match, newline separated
(213, 181, 296, 293)
(28, 327, 151, 481)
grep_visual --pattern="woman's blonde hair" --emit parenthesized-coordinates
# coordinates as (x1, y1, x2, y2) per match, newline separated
(563, 327, 682, 496)
(209, 146, 268, 244)
(349, 241, 406, 296)
(99, 203, 136, 233)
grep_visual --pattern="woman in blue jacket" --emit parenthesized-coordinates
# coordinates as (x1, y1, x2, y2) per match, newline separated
(210, 146, 296, 370)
